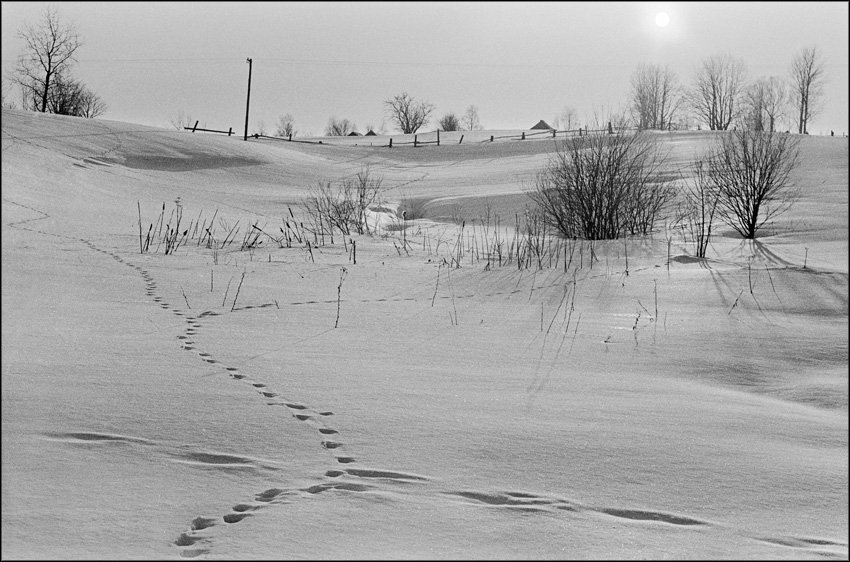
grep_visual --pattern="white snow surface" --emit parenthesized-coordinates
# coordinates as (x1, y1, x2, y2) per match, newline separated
(2, 110, 847, 560)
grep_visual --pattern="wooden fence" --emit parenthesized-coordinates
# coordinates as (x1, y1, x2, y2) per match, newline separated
(225, 121, 633, 148)
(184, 120, 235, 136)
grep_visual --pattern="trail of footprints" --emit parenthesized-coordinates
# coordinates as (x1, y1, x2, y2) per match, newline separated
(8, 206, 842, 561)
(83, 239, 850, 561)
(79, 242, 372, 556)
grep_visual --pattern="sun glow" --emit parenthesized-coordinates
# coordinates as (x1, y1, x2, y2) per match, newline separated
(655, 12, 670, 27)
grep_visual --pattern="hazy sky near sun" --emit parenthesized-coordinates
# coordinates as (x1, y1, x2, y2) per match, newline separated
(2, 2, 848, 135)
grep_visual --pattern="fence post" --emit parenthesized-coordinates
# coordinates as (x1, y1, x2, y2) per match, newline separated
(459, 135, 464, 145)
(552, 129, 556, 138)
(414, 135, 418, 147)
(289, 133, 292, 141)
(490, 135, 494, 142)
(437, 130, 440, 146)
(579, 128, 583, 137)
(608, 121, 613, 134)
(228, 127, 233, 136)
(389, 138, 393, 148)
(521, 132, 525, 140)
(192, 120, 199, 132)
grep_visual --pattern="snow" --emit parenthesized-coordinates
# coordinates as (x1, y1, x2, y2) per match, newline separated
(2, 109, 847, 559)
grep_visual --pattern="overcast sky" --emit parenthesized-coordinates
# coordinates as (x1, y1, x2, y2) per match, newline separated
(2, 2, 848, 135)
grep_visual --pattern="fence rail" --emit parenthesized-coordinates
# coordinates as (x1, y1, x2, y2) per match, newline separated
(234, 121, 637, 149)
(184, 120, 235, 136)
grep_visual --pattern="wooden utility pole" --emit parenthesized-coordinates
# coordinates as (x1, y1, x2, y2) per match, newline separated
(244, 58, 253, 141)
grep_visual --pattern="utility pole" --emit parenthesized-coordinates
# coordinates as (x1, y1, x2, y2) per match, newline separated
(244, 58, 252, 141)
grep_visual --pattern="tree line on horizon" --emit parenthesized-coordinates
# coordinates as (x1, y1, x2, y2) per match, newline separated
(624, 48, 827, 135)
(2, 7, 830, 137)
(274, 46, 827, 138)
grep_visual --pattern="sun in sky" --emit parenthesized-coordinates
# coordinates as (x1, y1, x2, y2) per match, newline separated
(655, 11, 670, 27)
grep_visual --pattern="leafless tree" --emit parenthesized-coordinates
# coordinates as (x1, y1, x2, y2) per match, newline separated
(553, 105, 579, 131)
(37, 72, 105, 118)
(168, 110, 194, 131)
(80, 88, 107, 118)
(703, 129, 800, 239)
(255, 120, 267, 136)
(12, 6, 83, 114)
(384, 92, 434, 134)
(530, 129, 675, 240)
(325, 116, 356, 136)
(275, 113, 296, 137)
(630, 63, 683, 130)
(2, 77, 18, 109)
(674, 158, 720, 258)
(743, 76, 787, 132)
(790, 45, 826, 134)
(689, 53, 748, 130)
(438, 112, 461, 131)
(463, 104, 482, 131)
(588, 103, 630, 131)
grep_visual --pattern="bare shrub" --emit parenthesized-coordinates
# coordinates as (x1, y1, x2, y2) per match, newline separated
(438, 113, 461, 131)
(702, 129, 801, 239)
(325, 116, 356, 136)
(674, 159, 720, 258)
(169, 110, 194, 131)
(302, 168, 385, 236)
(530, 129, 674, 240)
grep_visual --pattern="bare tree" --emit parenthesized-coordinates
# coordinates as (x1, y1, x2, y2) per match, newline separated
(275, 113, 296, 137)
(255, 120, 267, 136)
(37, 72, 105, 118)
(553, 105, 579, 131)
(463, 104, 482, 131)
(438, 112, 461, 131)
(46, 74, 83, 116)
(325, 116, 356, 136)
(588, 103, 630, 131)
(704, 129, 800, 239)
(743, 76, 787, 132)
(689, 53, 748, 130)
(674, 158, 720, 258)
(384, 92, 434, 134)
(168, 110, 194, 131)
(78, 88, 107, 118)
(790, 45, 826, 134)
(630, 63, 683, 130)
(1, 77, 16, 109)
(530, 129, 675, 240)
(12, 6, 83, 114)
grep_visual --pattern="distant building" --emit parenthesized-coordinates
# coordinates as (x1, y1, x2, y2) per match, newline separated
(348, 131, 362, 136)
(530, 120, 554, 130)
(365, 130, 377, 136)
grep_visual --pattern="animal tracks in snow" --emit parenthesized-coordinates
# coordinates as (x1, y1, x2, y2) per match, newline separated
(12, 203, 843, 560)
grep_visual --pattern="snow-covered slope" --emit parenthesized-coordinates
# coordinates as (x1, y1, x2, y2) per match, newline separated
(2, 109, 847, 559)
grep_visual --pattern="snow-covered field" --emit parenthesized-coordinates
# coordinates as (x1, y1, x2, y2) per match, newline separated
(2, 109, 847, 560)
